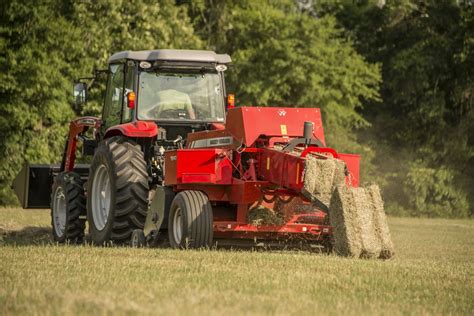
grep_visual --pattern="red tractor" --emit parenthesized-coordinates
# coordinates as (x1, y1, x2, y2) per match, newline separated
(13, 49, 360, 250)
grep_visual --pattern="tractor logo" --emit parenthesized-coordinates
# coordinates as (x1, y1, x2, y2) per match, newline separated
(278, 110, 286, 116)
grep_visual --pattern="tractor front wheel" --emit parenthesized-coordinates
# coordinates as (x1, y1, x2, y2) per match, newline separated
(168, 191, 213, 249)
(51, 172, 86, 243)
(87, 136, 148, 245)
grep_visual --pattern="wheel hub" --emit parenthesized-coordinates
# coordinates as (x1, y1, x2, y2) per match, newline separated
(91, 165, 111, 231)
(173, 207, 183, 244)
(52, 186, 66, 237)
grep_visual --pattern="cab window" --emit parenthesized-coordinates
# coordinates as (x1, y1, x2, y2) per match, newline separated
(122, 63, 135, 123)
(103, 64, 124, 128)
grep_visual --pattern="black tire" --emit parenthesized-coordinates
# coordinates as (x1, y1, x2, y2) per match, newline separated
(131, 229, 146, 247)
(50, 172, 86, 243)
(87, 136, 148, 245)
(168, 191, 213, 249)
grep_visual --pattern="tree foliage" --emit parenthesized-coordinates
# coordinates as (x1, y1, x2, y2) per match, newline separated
(187, 0, 381, 154)
(1, 0, 472, 217)
(0, 0, 201, 204)
(326, 0, 474, 217)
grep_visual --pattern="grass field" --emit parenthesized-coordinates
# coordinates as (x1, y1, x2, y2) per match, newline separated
(1, 208, 473, 315)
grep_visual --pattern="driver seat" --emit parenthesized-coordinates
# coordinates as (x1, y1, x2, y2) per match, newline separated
(154, 89, 196, 119)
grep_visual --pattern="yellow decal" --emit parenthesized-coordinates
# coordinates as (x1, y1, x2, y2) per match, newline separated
(266, 157, 270, 170)
(296, 163, 300, 184)
(280, 124, 287, 135)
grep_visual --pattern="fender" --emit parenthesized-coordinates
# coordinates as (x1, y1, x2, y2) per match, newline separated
(104, 121, 158, 139)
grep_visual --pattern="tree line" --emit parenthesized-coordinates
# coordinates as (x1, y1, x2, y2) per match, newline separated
(0, 0, 472, 217)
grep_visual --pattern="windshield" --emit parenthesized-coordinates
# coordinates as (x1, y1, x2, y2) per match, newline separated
(137, 71, 225, 122)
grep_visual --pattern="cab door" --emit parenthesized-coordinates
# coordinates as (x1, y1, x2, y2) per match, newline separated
(101, 63, 124, 134)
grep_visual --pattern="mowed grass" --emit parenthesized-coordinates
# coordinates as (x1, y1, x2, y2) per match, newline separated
(1, 208, 473, 315)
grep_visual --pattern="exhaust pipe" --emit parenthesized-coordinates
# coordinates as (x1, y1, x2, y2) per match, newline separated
(304, 121, 313, 147)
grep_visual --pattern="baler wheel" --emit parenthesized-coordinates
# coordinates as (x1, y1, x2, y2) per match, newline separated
(51, 172, 86, 244)
(168, 191, 213, 249)
(87, 136, 148, 245)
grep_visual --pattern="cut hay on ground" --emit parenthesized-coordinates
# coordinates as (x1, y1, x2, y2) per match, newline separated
(367, 185, 395, 259)
(274, 197, 318, 219)
(247, 206, 285, 226)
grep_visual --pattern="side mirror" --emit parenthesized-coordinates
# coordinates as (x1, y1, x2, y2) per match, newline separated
(73, 82, 87, 106)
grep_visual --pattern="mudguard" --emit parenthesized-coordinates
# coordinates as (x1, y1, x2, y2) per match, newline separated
(104, 121, 158, 139)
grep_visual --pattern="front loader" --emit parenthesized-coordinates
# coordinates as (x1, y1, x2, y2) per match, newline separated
(13, 49, 362, 251)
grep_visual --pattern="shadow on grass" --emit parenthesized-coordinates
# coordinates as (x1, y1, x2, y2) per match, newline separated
(0, 226, 332, 255)
(0, 226, 52, 246)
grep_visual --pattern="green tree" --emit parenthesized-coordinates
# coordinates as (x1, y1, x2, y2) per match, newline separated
(329, 1, 474, 217)
(0, 0, 202, 205)
(187, 0, 381, 156)
(0, 0, 79, 205)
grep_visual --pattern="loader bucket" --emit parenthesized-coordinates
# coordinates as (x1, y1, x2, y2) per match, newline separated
(12, 162, 89, 209)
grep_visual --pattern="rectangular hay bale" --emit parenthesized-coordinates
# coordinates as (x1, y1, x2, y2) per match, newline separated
(367, 185, 395, 259)
(351, 187, 381, 258)
(329, 185, 362, 257)
(303, 156, 346, 206)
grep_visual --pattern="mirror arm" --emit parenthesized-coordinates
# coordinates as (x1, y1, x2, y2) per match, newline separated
(77, 69, 107, 89)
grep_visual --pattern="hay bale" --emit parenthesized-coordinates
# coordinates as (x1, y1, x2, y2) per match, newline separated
(247, 206, 284, 226)
(303, 156, 346, 206)
(367, 185, 395, 259)
(333, 159, 346, 187)
(351, 187, 381, 258)
(329, 185, 362, 257)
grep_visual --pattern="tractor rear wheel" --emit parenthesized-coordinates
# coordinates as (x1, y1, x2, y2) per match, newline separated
(51, 172, 86, 243)
(87, 136, 148, 245)
(168, 191, 213, 249)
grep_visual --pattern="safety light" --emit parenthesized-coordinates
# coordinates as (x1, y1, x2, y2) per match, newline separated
(227, 94, 235, 109)
(127, 91, 136, 109)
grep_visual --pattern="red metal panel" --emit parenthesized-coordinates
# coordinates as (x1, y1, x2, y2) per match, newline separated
(228, 179, 266, 204)
(258, 148, 305, 191)
(175, 184, 229, 201)
(164, 149, 233, 185)
(185, 129, 232, 148)
(182, 173, 215, 183)
(213, 221, 332, 240)
(258, 148, 361, 190)
(226, 107, 325, 146)
(338, 153, 360, 187)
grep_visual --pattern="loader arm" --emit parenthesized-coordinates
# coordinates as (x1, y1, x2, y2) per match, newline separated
(61, 116, 101, 172)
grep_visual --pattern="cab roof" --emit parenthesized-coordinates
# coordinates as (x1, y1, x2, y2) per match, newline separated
(108, 49, 231, 64)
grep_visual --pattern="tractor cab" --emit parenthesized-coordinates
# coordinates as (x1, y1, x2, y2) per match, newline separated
(75, 50, 232, 143)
